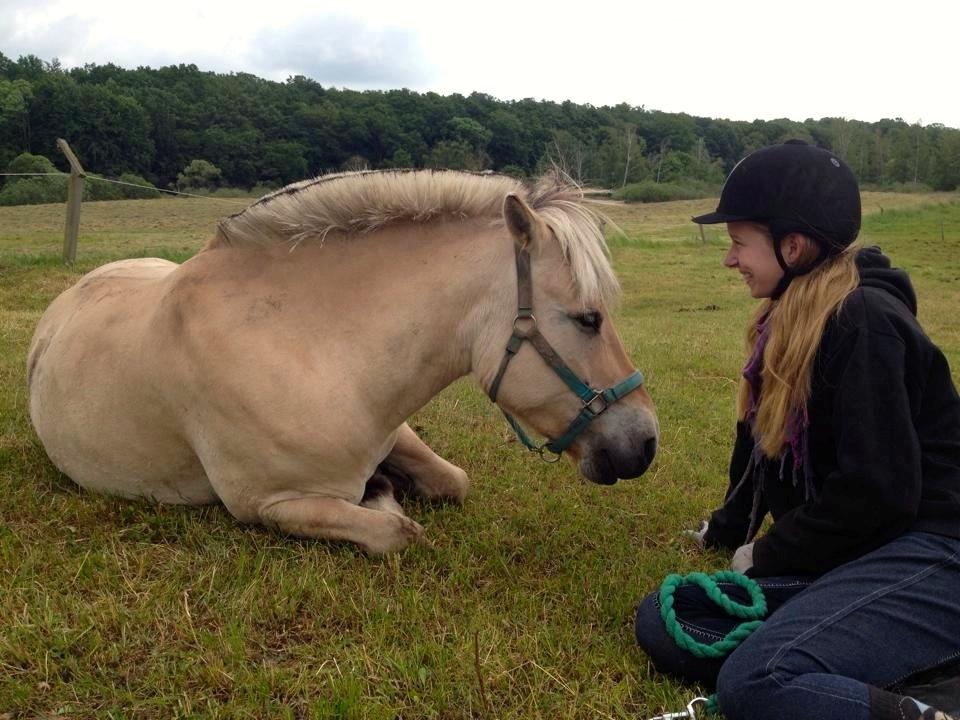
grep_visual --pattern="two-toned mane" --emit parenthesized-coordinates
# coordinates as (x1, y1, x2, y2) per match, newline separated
(209, 169, 620, 309)
(27, 170, 657, 553)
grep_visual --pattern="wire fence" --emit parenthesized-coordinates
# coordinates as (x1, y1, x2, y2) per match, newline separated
(0, 171, 251, 205)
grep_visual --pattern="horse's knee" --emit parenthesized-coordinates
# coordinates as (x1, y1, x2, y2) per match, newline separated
(380, 458, 469, 504)
(430, 464, 469, 503)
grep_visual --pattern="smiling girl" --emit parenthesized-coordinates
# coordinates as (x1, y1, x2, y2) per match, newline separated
(634, 141, 960, 720)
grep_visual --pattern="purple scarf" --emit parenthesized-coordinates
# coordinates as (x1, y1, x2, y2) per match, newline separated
(741, 312, 815, 497)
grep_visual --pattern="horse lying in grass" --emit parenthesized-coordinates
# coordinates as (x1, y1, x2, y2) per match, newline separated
(27, 170, 659, 553)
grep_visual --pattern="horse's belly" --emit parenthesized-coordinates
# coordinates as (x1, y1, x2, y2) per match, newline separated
(28, 258, 216, 505)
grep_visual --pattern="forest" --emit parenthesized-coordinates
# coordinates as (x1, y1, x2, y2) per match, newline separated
(2, 51, 959, 202)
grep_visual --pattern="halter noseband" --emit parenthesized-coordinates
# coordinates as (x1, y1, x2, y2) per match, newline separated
(487, 243, 645, 462)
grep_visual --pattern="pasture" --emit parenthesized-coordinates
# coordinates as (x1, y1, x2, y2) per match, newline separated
(2, 191, 959, 719)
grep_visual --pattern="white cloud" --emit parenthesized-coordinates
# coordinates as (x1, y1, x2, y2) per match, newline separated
(2, 0, 959, 127)
(248, 15, 432, 87)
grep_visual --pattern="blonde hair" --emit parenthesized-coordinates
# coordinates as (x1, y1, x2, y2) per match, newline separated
(738, 236, 861, 457)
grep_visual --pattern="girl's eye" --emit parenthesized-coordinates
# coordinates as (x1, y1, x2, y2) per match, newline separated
(570, 311, 602, 334)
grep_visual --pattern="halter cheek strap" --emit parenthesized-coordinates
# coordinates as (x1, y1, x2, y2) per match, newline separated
(487, 244, 645, 461)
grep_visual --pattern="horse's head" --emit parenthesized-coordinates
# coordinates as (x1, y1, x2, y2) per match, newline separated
(481, 192, 659, 484)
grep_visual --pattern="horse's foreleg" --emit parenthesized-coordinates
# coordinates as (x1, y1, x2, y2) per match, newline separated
(379, 422, 470, 504)
(259, 493, 424, 554)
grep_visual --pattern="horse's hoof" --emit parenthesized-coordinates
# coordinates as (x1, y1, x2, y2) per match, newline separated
(364, 514, 425, 554)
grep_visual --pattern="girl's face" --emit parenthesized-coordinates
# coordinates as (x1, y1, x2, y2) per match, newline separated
(723, 222, 785, 298)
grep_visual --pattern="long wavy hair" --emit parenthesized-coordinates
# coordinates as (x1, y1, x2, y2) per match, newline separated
(738, 231, 861, 457)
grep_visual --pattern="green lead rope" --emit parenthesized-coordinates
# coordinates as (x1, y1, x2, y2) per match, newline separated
(658, 571, 769, 716)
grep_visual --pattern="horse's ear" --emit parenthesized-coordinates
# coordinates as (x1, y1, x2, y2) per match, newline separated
(503, 193, 538, 247)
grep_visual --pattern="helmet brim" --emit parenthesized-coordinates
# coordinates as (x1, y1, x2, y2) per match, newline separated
(690, 211, 753, 224)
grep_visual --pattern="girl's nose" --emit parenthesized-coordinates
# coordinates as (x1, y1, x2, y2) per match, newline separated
(723, 247, 738, 268)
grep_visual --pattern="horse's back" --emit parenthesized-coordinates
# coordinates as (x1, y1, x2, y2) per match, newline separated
(28, 258, 215, 504)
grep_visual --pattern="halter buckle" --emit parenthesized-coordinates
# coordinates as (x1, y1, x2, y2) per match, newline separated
(584, 390, 610, 417)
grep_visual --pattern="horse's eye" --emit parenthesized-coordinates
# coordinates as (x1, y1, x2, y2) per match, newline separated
(570, 311, 602, 334)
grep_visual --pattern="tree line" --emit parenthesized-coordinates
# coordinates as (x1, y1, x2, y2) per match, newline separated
(1, 52, 959, 198)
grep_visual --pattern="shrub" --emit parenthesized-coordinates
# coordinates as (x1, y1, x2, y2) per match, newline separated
(177, 159, 222, 191)
(84, 174, 125, 201)
(0, 159, 167, 205)
(0, 149, 14, 181)
(0, 175, 67, 205)
(6, 152, 58, 176)
(117, 172, 161, 199)
(613, 180, 716, 204)
(0, 153, 65, 204)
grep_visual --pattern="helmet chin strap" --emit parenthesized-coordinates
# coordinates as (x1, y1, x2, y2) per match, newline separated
(769, 233, 827, 300)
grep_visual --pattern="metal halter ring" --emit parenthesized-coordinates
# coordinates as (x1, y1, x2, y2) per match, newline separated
(537, 444, 563, 463)
(512, 313, 537, 335)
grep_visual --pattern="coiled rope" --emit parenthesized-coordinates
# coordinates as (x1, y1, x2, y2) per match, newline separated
(658, 571, 769, 716)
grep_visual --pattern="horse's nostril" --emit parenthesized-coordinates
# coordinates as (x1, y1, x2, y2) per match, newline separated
(643, 437, 657, 463)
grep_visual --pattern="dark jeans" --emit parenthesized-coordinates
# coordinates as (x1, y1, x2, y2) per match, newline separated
(635, 532, 960, 720)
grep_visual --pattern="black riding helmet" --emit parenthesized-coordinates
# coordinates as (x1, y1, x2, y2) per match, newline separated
(692, 140, 862, 298)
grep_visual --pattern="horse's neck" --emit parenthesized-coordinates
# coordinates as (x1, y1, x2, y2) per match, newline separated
(278, 222, 512, 426)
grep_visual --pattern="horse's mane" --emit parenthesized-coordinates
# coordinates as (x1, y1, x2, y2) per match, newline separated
(208, 169, 619, 307)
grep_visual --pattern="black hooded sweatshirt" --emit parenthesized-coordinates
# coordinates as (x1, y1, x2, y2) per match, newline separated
(703, 246, 960, 576)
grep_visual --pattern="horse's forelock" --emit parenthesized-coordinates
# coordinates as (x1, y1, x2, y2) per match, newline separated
(529, 174, 620, 310)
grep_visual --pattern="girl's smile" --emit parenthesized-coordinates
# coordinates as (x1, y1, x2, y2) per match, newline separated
(723, 221, 785, 298)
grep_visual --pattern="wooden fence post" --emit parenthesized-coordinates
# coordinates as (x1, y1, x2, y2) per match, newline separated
(57, 138, 85, 265)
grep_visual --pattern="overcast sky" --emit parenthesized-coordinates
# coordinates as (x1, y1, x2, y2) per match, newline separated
(3, 0, 959, 128)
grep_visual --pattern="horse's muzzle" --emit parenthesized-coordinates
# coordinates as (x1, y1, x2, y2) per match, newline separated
(580, 434, 657, 485)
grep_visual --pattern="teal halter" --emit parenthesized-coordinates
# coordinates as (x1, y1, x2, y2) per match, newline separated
(487, 244, 645, 462)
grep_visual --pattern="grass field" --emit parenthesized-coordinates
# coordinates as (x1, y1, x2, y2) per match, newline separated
(2, 192, 959, 719)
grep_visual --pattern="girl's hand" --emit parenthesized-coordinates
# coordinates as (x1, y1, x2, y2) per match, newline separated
(731, 542, 755, 573)
(683, 520, 710, 548)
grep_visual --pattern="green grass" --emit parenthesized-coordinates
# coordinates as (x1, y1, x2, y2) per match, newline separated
(1, 195, 959, 718)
